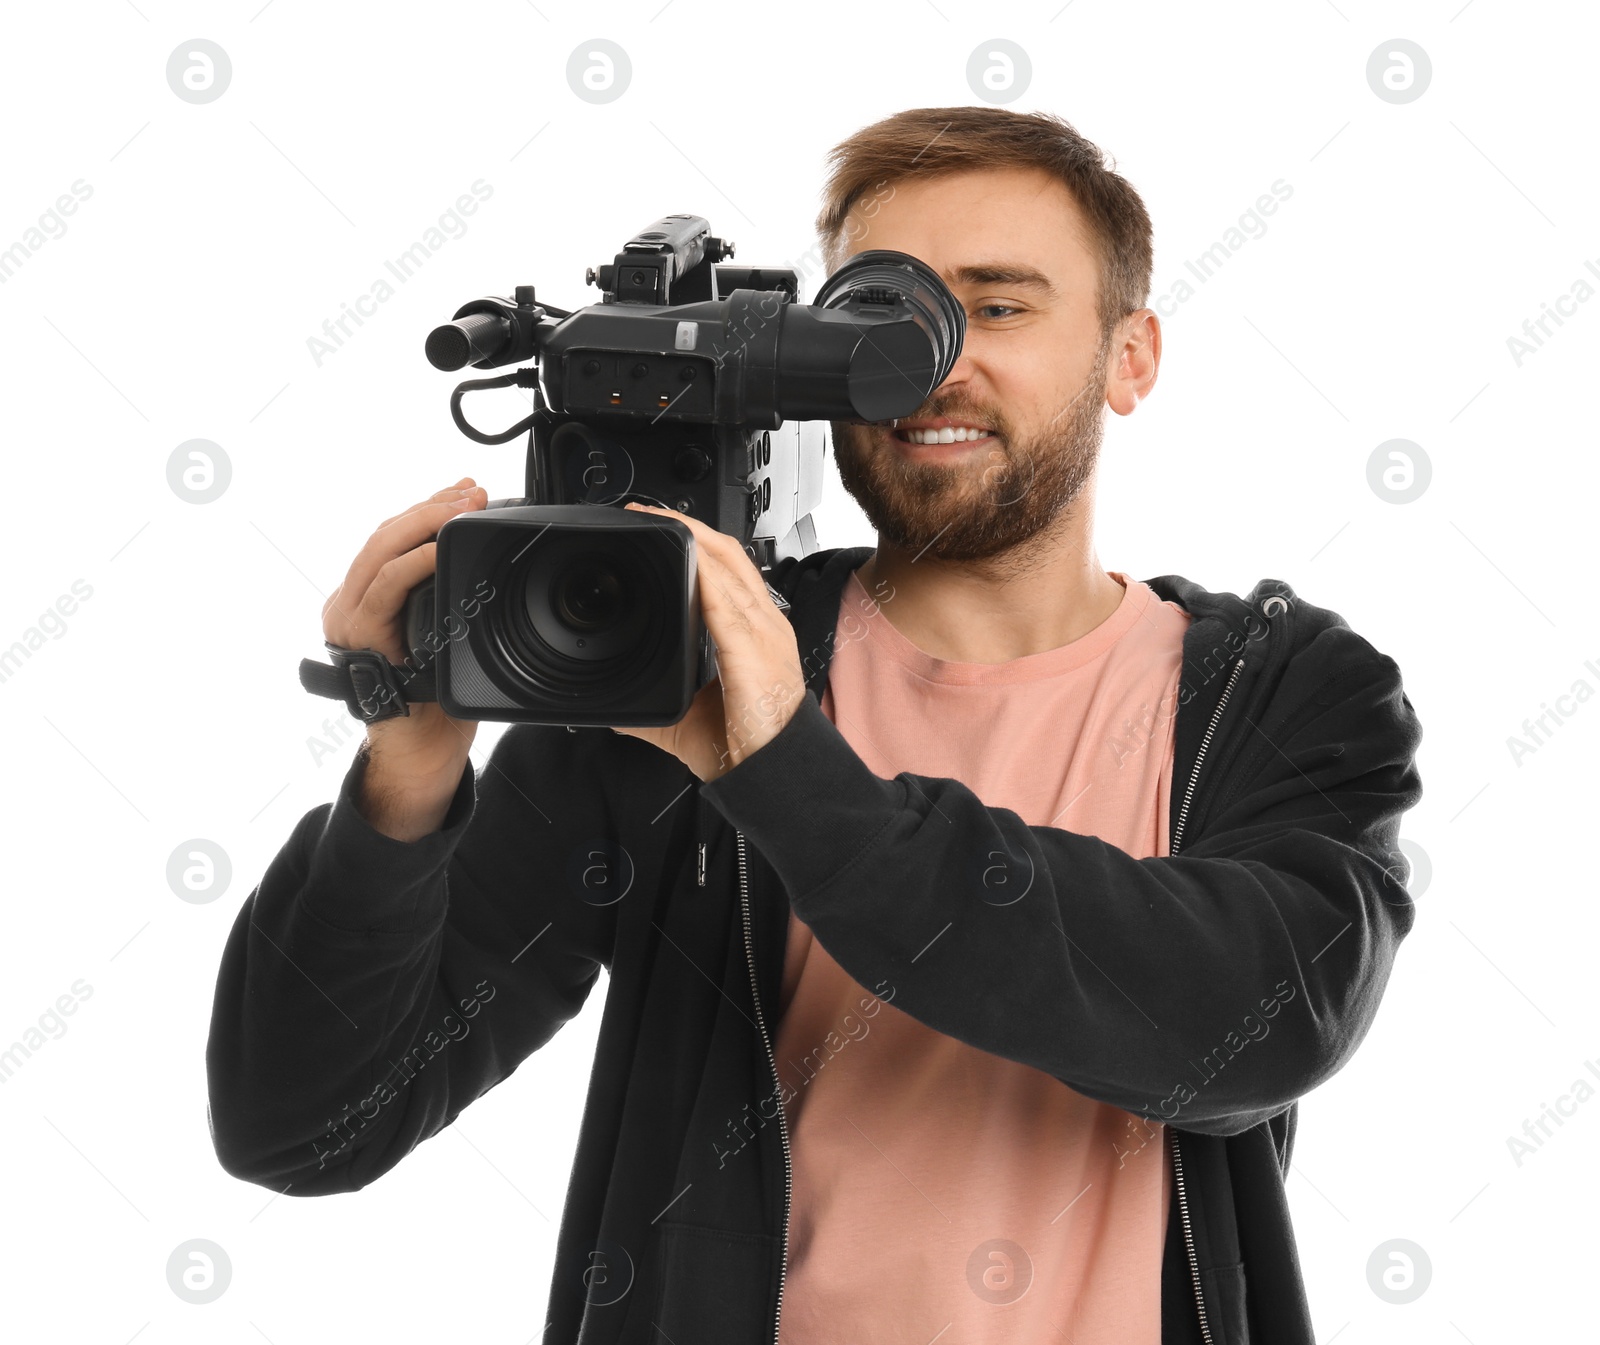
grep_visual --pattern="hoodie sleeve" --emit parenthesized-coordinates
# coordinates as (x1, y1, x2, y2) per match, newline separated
(205, 723, 616, 1194)
(698, 623, 1423, 1137)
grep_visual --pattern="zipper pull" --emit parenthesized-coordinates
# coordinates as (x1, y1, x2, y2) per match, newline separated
(697, 840, 706, 888)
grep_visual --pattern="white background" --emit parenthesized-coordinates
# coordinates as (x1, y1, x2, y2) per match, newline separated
(0, 1, 1594, 1340)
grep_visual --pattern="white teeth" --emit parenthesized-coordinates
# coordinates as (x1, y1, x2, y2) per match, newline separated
(904, 426, 993, 444)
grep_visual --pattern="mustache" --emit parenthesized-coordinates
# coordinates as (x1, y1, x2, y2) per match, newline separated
(838, 415, 1006, 435)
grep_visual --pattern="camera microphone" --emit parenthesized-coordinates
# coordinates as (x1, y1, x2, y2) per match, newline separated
(425, 313, 513, 372)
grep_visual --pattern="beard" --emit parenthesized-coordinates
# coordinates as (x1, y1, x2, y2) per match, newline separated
(830, 336, 1111, 566)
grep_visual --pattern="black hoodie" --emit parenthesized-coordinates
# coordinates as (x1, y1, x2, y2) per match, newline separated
(207, 545, 1424, 1344)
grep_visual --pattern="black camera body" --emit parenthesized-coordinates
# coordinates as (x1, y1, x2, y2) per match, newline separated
(401, 212, 964, 727)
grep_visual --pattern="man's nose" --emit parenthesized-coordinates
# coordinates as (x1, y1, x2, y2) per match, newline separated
(932, 348, 977, 393)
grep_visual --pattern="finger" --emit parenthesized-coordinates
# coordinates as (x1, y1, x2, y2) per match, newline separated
(701, 564, 765, 631)
(685, 528, 771, 617)
(350, 543, 439, 662)
(376, 478, 477, 531)
(382, 486, 480, 535)
(625, 501, 699, 564)
(321, 582, 349, 629)
(627, 503, 757, 578)
(337, 490, 484, 625)
(690, 551, 772, 639)
(623, 504, 773, 626)
(328, 491, 476, 638)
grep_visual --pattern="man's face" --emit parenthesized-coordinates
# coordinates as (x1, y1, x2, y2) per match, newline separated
(829, 165, 1114, 564)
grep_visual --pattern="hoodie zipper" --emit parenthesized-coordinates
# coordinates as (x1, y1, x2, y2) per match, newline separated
(1167, 653, 1244, 1345)
(1171, 656, 1245, 859)
(737, 829, 792, 1345)
(1168, 1126, 1214, 1345)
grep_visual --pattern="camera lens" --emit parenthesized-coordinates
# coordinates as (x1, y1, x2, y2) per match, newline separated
(521, 540, 652, 663)
(475, 528, 673, 705)
(553, 557, 628, 632)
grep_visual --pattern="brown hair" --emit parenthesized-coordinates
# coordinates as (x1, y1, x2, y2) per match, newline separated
(815, 106, 1153, 342)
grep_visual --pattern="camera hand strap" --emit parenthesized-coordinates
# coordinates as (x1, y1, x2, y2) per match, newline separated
(299, 643, 437, 725)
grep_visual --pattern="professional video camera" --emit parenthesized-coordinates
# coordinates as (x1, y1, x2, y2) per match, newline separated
(300, 213, 965, 728)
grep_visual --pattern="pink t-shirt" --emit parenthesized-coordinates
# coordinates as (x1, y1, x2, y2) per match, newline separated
(773, 566, 1192, 1345)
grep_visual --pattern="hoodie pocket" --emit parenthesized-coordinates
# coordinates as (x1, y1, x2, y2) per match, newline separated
(646, 1220, 781, 1341)
(1199, 1259, 1250, 1344)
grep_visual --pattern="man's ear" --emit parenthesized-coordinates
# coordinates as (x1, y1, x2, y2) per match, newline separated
(1105, 309, 1161, 416)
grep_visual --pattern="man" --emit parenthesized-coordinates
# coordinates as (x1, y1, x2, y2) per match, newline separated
(208, 106, 1424, 1345)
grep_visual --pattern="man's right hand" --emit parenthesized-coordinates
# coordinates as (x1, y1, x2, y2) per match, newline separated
(323, 477, 487, 840)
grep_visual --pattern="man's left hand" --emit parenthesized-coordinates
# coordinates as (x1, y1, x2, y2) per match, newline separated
(610, 503, 807, 783)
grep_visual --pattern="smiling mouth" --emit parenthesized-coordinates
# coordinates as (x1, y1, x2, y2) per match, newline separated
(889, 427, 998, 446)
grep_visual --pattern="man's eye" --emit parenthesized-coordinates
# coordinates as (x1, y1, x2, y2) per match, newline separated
(976, 304, 1020, 319)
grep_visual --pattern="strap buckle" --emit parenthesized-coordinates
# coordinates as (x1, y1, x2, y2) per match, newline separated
(299, 643, 428, 724)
